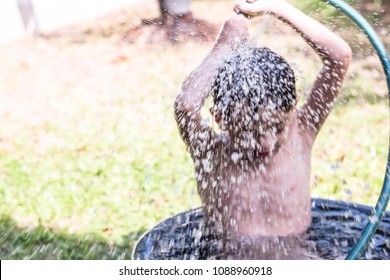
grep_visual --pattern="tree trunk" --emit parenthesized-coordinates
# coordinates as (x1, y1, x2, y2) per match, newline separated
(158, 0, 192, 16)
(158, 0, 167, 23)
(125, 0, 216, 43)
(158, 0, 192, 25)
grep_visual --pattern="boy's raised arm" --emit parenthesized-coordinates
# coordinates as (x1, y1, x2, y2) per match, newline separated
(236, 0, 352, 138)
(174, 16, 248, 146)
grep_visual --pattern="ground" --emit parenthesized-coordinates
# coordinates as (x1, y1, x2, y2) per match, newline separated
(0, 0, 389, 259)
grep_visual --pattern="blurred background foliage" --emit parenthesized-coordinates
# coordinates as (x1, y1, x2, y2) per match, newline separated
(0, 0, 388, 259)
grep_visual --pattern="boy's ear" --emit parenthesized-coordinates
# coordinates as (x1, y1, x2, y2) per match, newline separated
(209, 108, 222, 124)
(215, 114, 222, 124)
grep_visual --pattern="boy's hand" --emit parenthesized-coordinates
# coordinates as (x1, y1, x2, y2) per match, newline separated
(234, 0, 285, 16)
(216, 15, 249, 50)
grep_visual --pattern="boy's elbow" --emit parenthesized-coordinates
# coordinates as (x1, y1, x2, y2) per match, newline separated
(339, 43, 352, 70)
(343, 43, 352, 64)
(327, 43, 352, 73)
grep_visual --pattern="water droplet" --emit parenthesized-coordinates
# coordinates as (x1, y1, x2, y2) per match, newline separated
(369, 216, 379, 223)
(201, 159, 212, 173)
(330, 162, 341, 171)
(231, 152, 242, 163)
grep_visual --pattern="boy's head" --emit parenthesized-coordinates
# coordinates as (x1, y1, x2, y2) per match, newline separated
(211, 47, 297, 154)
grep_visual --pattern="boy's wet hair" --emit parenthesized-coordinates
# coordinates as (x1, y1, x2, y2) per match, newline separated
(211, 47, 296, 123)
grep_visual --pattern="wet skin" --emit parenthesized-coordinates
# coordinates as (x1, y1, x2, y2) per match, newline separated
(193, 106, 313, 236)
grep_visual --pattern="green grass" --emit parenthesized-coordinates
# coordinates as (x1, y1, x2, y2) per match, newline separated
(0, 0, 389, 259)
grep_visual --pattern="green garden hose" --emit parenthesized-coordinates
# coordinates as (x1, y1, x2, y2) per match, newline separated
(322, 0, 390, 260)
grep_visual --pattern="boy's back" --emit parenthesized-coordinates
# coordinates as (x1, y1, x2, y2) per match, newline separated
(192, 112, 312, 236)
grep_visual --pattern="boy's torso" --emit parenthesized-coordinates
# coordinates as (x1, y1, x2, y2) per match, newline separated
(190, 116, 313, 237)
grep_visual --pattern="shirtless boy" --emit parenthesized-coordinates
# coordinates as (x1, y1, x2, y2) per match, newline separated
(174, 0, 351, 247)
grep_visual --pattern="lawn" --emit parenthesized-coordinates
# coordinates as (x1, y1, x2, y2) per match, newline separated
(0, 0, 388, 259)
